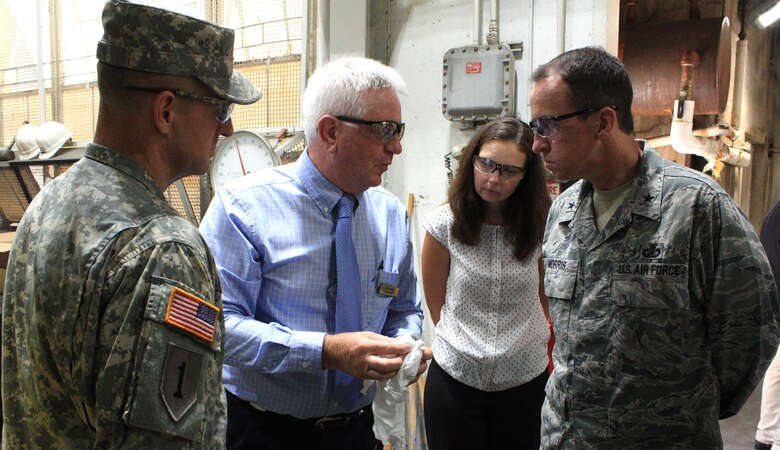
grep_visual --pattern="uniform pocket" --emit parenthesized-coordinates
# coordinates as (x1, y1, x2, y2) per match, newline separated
(123, 277, 221, 443)
(612, 263, 688, 309)
(543, 258, 578, 300)
(609, 275, 687, 388)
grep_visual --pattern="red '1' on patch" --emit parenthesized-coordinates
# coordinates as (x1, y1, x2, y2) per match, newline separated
(466, 62, 482, 74)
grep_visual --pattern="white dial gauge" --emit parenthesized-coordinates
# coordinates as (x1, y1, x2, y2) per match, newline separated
(210, 130, 280, 191)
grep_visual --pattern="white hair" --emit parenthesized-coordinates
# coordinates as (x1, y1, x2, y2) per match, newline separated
(302, 56, 407, 144)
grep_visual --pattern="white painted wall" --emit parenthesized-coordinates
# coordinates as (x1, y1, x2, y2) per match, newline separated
(321, 0, 369, 61)
(368, 0, 615, 345)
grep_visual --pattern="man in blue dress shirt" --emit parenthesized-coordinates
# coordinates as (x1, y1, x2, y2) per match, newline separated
(199, 56, 432, 449)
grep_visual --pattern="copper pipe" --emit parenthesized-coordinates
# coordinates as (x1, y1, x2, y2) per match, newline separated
(680, 50, 701, 101)
(621, 18, 731, 116)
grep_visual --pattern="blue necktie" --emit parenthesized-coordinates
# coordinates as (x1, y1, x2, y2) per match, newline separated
(333, 193, 363, 407)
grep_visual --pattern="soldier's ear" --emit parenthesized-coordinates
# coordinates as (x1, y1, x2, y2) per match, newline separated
(152, 91, 176, 135)
(595, 106, 617, 139)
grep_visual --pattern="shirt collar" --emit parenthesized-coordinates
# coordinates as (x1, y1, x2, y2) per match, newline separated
(627, 140, 663, 221)
(297, 148, 364, 217)
(84, 143, 164, 199)
(556, 140, 663, 224)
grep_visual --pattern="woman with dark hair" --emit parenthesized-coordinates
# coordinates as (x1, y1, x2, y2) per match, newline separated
(422, 117, 551, 450)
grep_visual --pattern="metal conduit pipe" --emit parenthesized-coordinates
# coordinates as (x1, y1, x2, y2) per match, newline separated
(486, 0, 499, 44)
(558, 0, 566, 54)
(473, 0, 482, 45)
(316, 0, 330, 67)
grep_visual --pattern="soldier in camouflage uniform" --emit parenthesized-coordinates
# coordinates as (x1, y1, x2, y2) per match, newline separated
(529, 46, 780, 448)
(1, 1, 260, 448)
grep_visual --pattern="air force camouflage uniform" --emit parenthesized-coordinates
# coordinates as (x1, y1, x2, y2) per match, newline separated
(541, 143, 780, 449)
(2, 0, 260, 448)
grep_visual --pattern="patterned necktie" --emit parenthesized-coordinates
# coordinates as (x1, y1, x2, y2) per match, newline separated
(333, 193, 363, 407)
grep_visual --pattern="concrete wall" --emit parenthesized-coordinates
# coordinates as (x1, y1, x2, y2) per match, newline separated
(373, 0, 613, 212)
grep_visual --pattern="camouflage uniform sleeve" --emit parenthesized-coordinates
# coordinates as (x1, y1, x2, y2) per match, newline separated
(87, 224, 226, 449)
(692, 192, 780, 418)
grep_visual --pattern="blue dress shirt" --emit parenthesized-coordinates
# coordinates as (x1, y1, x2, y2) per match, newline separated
(199, 150, 422, 418)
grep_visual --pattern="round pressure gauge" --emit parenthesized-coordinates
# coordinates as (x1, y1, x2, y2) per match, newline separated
(210, 130, 280, 191)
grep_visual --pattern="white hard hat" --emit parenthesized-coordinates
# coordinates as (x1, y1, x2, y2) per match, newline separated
(37, 121, 72, 160)
(12, 123, 40, 160)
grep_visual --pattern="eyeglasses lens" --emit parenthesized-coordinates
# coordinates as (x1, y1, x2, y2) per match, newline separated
(216, 103, 234, 123)
(474, 156, 525, 180)
(532, 118, 555, 138)
(502, 166, 523, 177)
(478, 157, 496, 172)
(370, 122, 404, 142)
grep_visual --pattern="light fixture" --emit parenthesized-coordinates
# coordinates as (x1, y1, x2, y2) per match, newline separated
(757, 1, 780, 29)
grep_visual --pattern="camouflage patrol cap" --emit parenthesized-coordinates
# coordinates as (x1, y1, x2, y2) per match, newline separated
(96, 0, 261, 105)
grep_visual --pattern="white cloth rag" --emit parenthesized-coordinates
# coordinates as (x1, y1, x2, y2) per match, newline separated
(372, 335, 425, 448)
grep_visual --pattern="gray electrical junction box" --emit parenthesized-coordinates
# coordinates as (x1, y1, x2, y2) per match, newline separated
(442, 44, 516, 122)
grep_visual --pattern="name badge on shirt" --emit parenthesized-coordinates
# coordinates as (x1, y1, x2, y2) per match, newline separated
(375, 263, 400, 297)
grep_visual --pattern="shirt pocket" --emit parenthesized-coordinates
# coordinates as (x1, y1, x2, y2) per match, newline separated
(609, 270, 688, 385)
(543, 258, 579, 300)
(374, 269, 401, 298)
(364, 270, 399, 331)
(611, 263, 688, 309)
(123, 277, 222, 443)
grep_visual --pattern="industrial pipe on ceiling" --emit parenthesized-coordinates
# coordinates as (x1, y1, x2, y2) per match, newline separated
(473, 0, 482, 45)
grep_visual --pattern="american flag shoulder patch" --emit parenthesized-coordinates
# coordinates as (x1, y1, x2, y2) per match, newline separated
(163, 287, 219, 342)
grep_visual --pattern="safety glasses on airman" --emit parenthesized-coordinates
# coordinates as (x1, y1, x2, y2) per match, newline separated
(530, 105, 617, 138)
